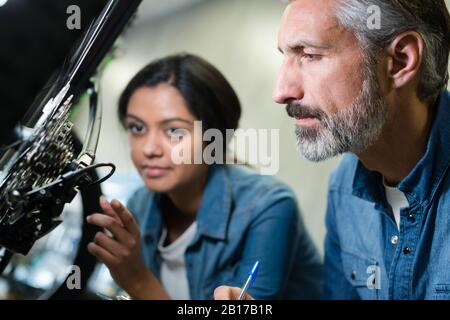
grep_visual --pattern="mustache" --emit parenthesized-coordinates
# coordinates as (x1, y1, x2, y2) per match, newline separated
(285, 103, 327, 121)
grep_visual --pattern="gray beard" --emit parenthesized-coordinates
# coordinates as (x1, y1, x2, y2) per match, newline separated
(296, 66, 388, 162)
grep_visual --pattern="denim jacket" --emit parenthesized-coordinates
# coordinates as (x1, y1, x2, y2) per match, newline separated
(323, 91, 450, 300)
(127, 164, 322, 300)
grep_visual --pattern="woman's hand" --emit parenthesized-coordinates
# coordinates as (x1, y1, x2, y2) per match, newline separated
(87, 197, 168, 299)
(214, 286, 255, 300)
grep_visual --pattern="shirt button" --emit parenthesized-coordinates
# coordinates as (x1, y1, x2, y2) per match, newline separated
(403, 247, 411, 255)
(351, 271, 357, 280)
(407, 214, 416, 223)
(391, 235, 399, 245)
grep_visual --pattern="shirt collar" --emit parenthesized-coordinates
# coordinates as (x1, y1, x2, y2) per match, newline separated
(195, 164, 233, 241)
(397, 91, 450, 206)
(352, 90, 450, 207)
(352, 160, 385, 209)
(142, 192, 161, 242)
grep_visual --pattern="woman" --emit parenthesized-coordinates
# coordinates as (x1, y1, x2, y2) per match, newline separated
(87, 53, 322, 299)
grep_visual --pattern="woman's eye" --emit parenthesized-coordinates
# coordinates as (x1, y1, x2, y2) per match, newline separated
(128, 123, 145, 134)
(166, 128, 188, 140)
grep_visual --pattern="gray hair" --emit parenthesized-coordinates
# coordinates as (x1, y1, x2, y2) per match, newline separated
(334, 0, 450, 102)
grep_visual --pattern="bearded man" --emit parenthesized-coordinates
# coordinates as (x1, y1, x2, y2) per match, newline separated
(216, 0, 450, 300)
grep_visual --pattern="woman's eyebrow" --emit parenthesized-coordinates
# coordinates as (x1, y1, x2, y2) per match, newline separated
(125, 114, 144, 122)
(126, 114, 194, 125)
(159, 117, 194, 125)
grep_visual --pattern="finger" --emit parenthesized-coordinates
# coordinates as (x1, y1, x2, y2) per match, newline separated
(214, 286, 253, 300)
(242, 293, 254, 300)
(86, 213, 132, 244)
(99, 196, 123, 227)
(213, 286, 230, 300)
(93, 231, 128, 259)
(87, 242, 119, 267)
(218, 286, 254, 300)
(110, 199, 140, 236)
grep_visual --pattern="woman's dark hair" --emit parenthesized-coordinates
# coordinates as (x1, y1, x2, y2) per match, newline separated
(118, 53, 241, 155)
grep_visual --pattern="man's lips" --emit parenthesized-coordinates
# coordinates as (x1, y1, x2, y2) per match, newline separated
(141, 165, 172, 178)
(295, 115, 320, 126)
(286, 104, 324, 126)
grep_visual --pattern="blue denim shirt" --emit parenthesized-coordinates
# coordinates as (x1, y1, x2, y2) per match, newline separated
(323, 91, 450, 300)
(127, 164, 322, 300)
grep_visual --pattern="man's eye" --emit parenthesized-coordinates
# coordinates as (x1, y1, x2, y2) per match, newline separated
(167, 128, 188, 139)
(302, 53, 320, 61)
(128, 123, 145, 134)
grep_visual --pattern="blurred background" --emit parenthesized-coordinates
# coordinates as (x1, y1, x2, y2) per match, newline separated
(1, 0, 449, 299)
(74, 0, 341, 254)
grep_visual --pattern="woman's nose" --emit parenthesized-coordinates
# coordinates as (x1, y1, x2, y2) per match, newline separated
(142, 132, 163, 158)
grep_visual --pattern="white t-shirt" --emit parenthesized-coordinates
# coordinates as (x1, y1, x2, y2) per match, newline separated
(384, 185, 409, 230)
(157, 222, 197, 300)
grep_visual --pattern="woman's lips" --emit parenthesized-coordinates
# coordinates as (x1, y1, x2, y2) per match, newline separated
(142, 166, 172, 178)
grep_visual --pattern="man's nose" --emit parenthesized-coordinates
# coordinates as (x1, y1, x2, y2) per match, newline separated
(272, 59, 305, 104)
(142, 132, 163, 158)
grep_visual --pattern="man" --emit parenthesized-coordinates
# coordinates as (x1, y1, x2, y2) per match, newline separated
(215, 0, 450, 299)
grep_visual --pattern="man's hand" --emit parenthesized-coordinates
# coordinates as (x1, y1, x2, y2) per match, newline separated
(214, 286, 255, 300)
(86, 197, 153, 298)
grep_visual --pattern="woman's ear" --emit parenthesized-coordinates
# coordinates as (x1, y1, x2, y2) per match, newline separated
(385, 31, 424, 90)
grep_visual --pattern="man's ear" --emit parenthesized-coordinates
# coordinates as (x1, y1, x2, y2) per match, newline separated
(385, 31, 424, 90)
